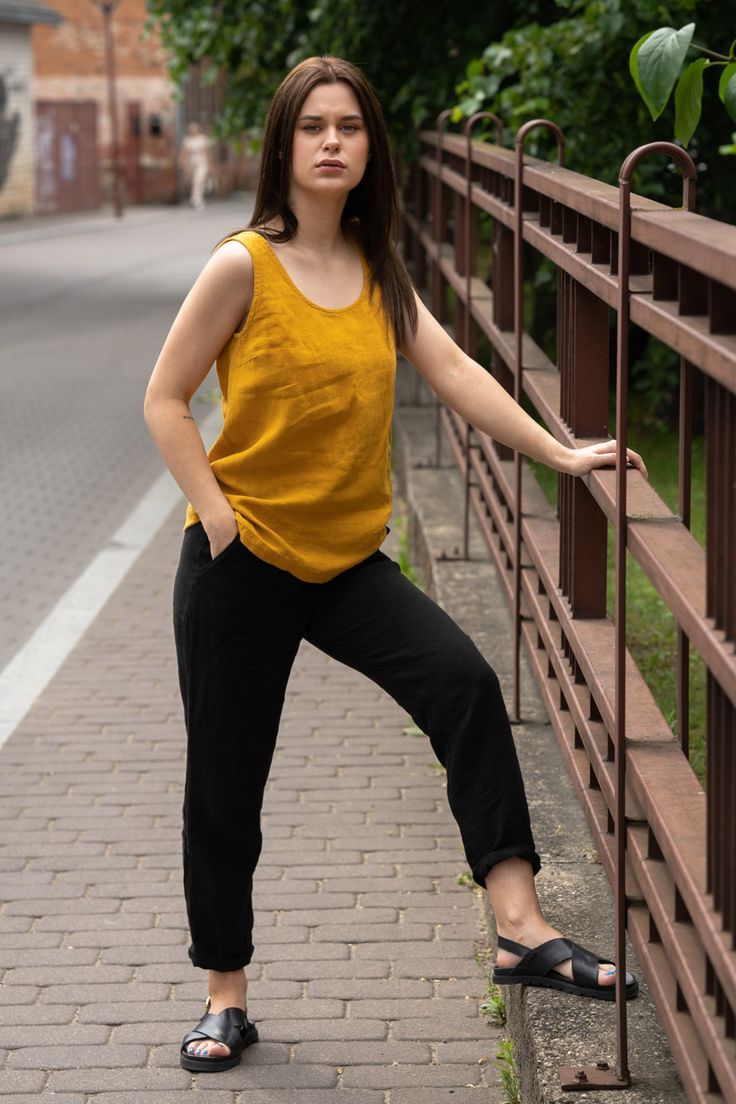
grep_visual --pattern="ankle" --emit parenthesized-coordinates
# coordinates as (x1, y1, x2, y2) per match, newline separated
(496, 917, 555, 944)
(208, 967, 246, 993)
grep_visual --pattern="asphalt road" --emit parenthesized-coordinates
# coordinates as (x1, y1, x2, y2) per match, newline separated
(0, 195, 253, 672)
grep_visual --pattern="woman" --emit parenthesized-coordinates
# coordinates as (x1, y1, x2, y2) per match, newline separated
(178, 121, 213, 210)
(144, 55, 646, 1074)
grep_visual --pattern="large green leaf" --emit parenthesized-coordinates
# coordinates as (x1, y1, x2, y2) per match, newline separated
(722, 69, 736, 124)
(634, 23, 695, 120)
(674, 57, 707, 145)
(629, 30, 654, 105)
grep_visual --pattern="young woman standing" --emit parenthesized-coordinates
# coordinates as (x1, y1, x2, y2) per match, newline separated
(144, 55, 646, 1073)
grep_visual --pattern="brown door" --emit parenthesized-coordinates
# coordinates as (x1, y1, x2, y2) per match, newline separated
(124, 101, 143, 204)
(35, 101, 100, 214)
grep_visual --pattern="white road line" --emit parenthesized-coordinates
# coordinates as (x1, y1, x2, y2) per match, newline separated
(0, 406, 222, 748)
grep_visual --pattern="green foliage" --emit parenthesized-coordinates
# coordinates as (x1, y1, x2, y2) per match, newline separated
(143, 0, 498, 164)
(449, 1, 736, 218)
(629, 22, 736, 148)
(631, 23, 695, 119)
(480, 981, 507, 1026)
(496, 1037, 521, 1104)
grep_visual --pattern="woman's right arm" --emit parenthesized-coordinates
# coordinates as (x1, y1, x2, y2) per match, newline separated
(143, 240, 253, 556)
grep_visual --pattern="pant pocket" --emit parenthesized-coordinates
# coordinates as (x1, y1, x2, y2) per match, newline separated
(197, 526, 242, 573)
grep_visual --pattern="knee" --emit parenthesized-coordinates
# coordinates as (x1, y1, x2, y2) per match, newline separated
(439, 641, 504, 710)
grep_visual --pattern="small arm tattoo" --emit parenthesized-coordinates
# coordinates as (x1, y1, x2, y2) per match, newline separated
(183, 415, 195, 422)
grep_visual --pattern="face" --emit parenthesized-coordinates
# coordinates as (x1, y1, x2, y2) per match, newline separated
(289, 80, 370, 200)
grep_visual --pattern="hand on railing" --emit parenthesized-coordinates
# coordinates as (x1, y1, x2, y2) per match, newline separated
(559, 439, 648, 481)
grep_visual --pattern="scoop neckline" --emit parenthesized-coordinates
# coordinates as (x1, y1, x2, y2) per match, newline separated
(249, 230, 369, 315)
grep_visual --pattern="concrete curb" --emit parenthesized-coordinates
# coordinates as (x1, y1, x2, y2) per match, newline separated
(392, 359, 687, 1104)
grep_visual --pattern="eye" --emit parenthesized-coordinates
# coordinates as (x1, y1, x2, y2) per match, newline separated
(303, 124, 320, 132)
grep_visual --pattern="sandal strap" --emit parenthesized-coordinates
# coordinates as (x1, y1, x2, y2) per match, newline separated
(496, 934, 531, 956)
(181, 1006, 246, 1051)
(514, 937, 574, 978)
(570, 939, 609, 988)
(496, 934, 615, 988)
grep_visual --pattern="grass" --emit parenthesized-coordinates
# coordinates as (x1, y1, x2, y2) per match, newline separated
(495, 1037, 522, 1104)
(480, 981, 507, 1027)
(527, 408, 707, 789)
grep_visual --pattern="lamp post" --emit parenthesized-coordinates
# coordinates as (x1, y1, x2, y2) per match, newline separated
(91, 0, 124, 218)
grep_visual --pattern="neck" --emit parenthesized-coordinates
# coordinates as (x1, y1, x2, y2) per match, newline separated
(286, 186, 351, 255)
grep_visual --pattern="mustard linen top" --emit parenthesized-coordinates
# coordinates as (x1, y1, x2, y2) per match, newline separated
(183, 229, 397, 583)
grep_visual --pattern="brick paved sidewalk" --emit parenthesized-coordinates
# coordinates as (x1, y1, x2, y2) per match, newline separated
(0, 497, 508, 1102)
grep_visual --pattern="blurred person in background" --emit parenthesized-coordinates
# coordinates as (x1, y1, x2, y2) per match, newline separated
(179, 121, 212, 209)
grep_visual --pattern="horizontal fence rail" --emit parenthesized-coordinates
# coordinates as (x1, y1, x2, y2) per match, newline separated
(400, 119, 736, 1100)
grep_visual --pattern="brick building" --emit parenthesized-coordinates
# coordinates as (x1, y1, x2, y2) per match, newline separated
(29, 0, 260, 214)
(32, 0, 179, 209)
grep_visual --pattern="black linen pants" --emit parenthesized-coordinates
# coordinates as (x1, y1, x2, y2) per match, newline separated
(173, 520, 542, 971)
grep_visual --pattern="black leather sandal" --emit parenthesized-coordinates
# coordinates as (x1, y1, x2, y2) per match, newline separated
(180, 995, 259, 1072)
(492, 934, 639, 1001)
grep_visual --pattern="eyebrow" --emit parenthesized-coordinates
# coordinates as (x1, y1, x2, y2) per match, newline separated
(298, 114, 364, 122)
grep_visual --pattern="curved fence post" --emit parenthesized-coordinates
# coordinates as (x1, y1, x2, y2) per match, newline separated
(459, 111, 505, 559)
(432, 108, 454, 468)
(608, 141, 698, 1089)
(511, 120, 565, 725)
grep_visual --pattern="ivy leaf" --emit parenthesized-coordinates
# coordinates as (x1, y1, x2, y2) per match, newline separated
(724, 73, 736, 124)
(632, 23, 695, 120)
(674, 58, 707, 145)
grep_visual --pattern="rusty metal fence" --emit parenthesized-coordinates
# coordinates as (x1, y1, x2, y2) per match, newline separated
(400, 116, 736, 1100)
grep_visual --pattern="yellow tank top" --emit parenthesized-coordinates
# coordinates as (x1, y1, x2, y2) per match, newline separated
(183, 229, 397, 583)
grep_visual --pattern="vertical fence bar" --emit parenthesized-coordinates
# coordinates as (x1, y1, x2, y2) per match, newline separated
(677, 358, 693, 757)
(705, 375, 736, 946)
(433, 109, 453, 468)
(512, 120, 564, 725)
(557, 273, 609, 618)
(612, 141, 697, 1090)
(461, 112, 504, 559)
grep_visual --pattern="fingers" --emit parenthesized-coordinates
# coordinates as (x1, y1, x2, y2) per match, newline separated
(609, 439, 648, 479)
(592, 439, 648, 480)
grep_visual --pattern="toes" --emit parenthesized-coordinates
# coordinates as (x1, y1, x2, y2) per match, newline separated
(187, 1040, 229, 1057)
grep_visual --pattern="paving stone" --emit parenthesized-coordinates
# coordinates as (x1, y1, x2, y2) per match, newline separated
(0, 1023, 110, 1047)
(257, 1020, 388, 1042)
(44, 1069, 192, 1092)
(6, 1044, 149, 1069)
(390, 1091, 503, 1103)
(294, 1040, 431, 1064)
(0, 1068, 47, 1093)
(341, 1063, 483, 1087)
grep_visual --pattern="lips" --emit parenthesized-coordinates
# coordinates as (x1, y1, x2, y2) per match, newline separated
(317, 160, 345, 167)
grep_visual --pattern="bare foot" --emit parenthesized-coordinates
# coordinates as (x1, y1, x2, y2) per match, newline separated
(185, 969, 247, 1059)
(495, 923, 616, 986)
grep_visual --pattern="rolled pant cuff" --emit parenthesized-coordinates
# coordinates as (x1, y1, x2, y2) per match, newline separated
(188, 944, 253, 971)
(471, 846, 542, 887)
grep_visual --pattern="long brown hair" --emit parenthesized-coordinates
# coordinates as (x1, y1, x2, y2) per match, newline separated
(214, 55, 418, 349)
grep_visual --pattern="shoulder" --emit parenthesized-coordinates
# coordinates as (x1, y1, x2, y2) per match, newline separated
(192, 236, 256, 323)
(209, 236, 255, 281)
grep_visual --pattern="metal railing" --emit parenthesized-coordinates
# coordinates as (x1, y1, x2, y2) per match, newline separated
(400, 114, 736, 1100)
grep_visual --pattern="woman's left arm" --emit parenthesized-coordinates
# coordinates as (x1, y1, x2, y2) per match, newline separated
(399, 290, 648, 481)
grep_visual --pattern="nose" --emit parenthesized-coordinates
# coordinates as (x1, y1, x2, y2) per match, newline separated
(322, 127, 340, 149)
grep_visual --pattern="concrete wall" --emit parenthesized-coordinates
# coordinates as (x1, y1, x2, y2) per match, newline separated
(0, 23, 35, 218)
